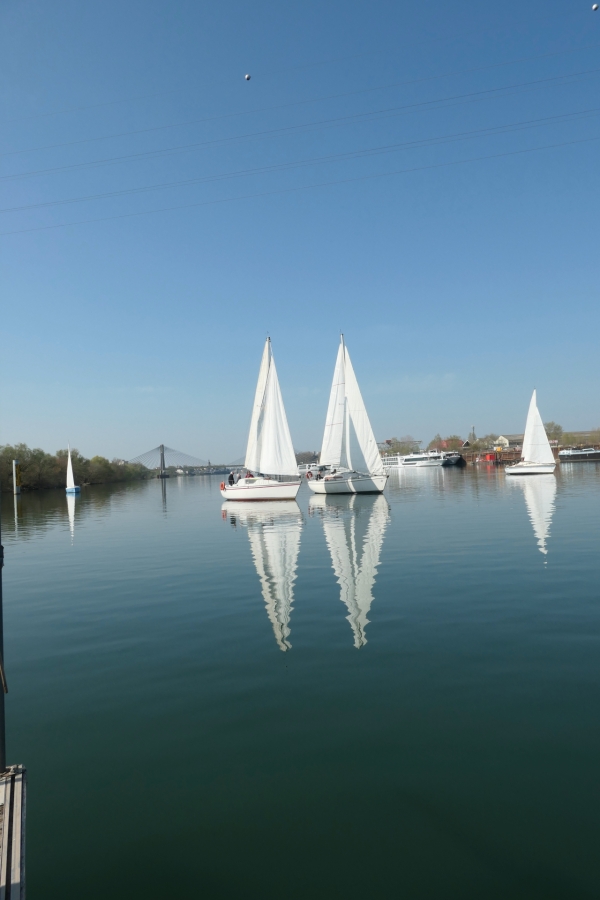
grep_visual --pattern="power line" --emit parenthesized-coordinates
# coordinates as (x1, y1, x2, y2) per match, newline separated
(2, 5, 579, 125)
(3, 66, 599, 183)
(2, 107, 598, 215)
(2, 132, 598, 238)
(3, 41, 598, 159)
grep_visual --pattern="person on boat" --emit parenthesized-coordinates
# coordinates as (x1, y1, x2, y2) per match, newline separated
(228, 471, 235, 486)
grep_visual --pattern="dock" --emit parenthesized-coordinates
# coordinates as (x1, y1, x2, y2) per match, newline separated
(0, 765, 26, 899)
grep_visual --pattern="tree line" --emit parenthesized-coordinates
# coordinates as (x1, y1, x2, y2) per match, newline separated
(0, 444, 148, 492)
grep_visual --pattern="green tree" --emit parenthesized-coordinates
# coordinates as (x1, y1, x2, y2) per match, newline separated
(544, 422, 563, 442)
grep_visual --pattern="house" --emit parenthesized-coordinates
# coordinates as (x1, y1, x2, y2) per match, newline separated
(497, 434, 523, 448)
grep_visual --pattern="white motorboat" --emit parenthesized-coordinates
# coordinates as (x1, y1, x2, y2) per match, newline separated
(383, 451, 443, 468)
(221, 338, 301, 501)
(307, 336, 388, 495)
(309, 494, 389, 648)
(222, 501, 302, 650)
(506, 390, 556, 476)
(65, 445, 81, 494)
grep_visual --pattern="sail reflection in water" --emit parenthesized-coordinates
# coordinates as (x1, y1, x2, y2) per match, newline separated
(509, 474, 557, 556)
(66, 492, 76, 544)
(223, 502, 302, 651)
(310, 494, 390, 648)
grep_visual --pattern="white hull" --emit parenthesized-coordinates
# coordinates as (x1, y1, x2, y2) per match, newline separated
(506, 462, 556, 475)
(307, 473, 387, 494)
(221, 478, 300, 501)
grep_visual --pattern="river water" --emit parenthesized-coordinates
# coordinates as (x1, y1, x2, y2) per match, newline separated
(2, 466, 599, 899)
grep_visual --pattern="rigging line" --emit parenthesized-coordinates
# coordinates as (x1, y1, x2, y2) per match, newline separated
(3, 107, 599, 215)
(2, 132, 599, 239)
(2, 5, 579, 125)
(3, 41, 599, 159)
(3, 66, 600, 182)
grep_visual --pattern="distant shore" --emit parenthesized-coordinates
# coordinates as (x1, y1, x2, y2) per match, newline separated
(0, 444, 148, 492)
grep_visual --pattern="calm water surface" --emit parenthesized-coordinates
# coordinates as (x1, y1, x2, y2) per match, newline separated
(2, 467, 600, 899)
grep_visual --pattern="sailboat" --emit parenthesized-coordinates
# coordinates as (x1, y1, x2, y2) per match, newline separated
(508, 475, 556, 556)
(222, 501, 302, 651)
(310, 494, 389, 648)
(308, 336, 388, 494)
(506, 390, 556, 475)
(65, 445, 81, 494)
(221, 338, 301, 501)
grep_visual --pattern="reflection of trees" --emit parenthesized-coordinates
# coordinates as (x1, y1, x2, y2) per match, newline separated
(2, 481, 148, 543)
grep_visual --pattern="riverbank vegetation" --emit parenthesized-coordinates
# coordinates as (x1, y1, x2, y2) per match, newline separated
(0, 444, 148, 492)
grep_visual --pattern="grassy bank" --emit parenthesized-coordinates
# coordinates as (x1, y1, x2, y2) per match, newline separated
(0, 444, 148, 492)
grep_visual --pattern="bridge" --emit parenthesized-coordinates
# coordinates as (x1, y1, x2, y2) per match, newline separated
(129, 445, 208, 477)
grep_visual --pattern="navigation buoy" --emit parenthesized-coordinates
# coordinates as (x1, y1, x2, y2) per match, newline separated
(245, 73, 251, 80)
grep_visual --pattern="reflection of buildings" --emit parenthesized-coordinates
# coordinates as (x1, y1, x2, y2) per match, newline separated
(310, 494, 389, 648)
(223, 501, 302, 651)
(509, 474, 556, 555)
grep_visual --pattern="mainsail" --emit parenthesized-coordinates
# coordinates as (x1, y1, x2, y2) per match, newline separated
(244, 338, 298, 476)
(312, 494, 389, 648)
(320, 337, 383, 475)
(66, 446, 76, 490)
(225, 502, 302, 651)
(521, 390, 555, 465)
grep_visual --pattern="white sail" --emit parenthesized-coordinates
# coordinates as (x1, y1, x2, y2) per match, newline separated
(344, 347, 384, 476)
(521, 390, 555, 465)
(66, 446, 75, 490)
(245, 340, 271, 473)
(313, 494, 389, 648)
(244, 339, 298, 476)
(319, 337, 383, 476)
(510, 475, 556, 555)
(66, 493, 76, 544)
(225, 502, 302, 651)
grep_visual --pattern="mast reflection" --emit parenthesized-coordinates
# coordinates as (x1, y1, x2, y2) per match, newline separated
(223, 501, 302, 651)
(310, 494, 389, 648)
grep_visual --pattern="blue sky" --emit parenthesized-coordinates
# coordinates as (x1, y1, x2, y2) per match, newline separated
(1, 0, 599, 461)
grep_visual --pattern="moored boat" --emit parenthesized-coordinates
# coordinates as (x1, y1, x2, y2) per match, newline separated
(558, 447, 600, 462)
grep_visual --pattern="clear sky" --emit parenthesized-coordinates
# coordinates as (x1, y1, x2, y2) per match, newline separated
(1, 0, 599, 461)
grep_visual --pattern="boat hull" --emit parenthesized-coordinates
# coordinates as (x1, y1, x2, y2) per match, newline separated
(506, 463, 556, 475)
(66, 486, 81, 493)
(221, 478, 300, 501)
(307, 473, 387, 494)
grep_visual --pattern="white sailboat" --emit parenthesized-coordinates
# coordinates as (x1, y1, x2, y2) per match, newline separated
(222, 501, 302, 651)
(310, 494, 389, 648)
(65, 445, 81, 494)
(307, 336, 388, 494)
(509, 475, 556, 556)
(506, 390, 556, 475)
(221, 338, 301, 501)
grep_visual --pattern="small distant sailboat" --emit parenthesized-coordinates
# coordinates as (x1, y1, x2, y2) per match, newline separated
(310, 494, 389, 648)
(221, 338, 301, 501)
(506, 390, 556, 476)
(222, 501, 302, 651)
(308, 336, 388, 494)
(65, 445, 81, 494)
